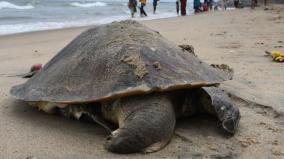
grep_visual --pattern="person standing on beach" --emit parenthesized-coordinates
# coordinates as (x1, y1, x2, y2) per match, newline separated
(234, 0, 240, 8)
(139, 0, 147, 17)
(176, 0, 180, 15)
(203, 0, 209, 11)
(208, 0, 213, 10)
(264, 0, 269, 10)
(222, 0, 228, 10)
(251, 0, 257, 9)
(153, 0, 159, 14)
(128, 0, 137, 17)
(194, 0, 201, 13)
(180, 0, 187, 16)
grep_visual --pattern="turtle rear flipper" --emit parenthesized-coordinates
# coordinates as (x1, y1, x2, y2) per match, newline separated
(197, 87, 240, 134)
(103, 93, 175, 154)
(59, 104, 116, 132)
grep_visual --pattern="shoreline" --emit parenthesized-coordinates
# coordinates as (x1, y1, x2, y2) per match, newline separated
(0, 10, 180, 37)
(0, 25, 90, 38)
(0, 8, 233, 38)
(1, 0, 282, 37)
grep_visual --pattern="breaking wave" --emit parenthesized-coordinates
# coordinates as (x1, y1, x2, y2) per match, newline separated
(0, 1, 34, 10)
(70, 2, 107, 8)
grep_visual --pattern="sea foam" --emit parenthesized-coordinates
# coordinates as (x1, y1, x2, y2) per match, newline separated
(0, 0, 180, 35)
(0, 21, 88, 35)
(70, 2, 107, 8)
(0, 1, 34, 10)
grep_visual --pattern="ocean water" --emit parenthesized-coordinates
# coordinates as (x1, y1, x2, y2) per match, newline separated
(0, 0, 195, 35)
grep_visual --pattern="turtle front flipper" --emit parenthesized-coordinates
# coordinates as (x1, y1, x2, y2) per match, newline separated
(196, 87, 240, 134)
(102, 93, 176, 154)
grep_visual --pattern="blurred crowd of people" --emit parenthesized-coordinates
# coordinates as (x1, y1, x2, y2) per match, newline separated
(128, 0, 158, 18)
(128, 0, 271, 18)
(128, 0, 219, 17)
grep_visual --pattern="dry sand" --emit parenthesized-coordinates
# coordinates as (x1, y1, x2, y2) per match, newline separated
(0, 5, 283, 159)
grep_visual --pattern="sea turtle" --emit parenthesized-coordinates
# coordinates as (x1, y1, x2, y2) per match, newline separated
(10, 20, 240, 154)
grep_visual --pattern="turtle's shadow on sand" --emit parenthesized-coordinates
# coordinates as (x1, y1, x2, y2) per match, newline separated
(8, 98, 229, 143)
(176, 114, 229, 138)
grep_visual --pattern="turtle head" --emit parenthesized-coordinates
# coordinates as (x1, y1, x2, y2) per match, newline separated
(219, 102, 240, 134)
(197, 87, 241, 134)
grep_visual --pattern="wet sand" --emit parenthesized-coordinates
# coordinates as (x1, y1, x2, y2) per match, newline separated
(0, 5, 283, 159)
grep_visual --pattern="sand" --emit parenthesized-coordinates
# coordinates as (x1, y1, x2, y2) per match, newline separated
(0, 5, 283, 159)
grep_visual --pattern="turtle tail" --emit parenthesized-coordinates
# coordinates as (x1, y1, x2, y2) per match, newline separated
(103, 93, 176, 154)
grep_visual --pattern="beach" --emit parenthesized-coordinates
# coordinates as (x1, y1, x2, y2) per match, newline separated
(0, 4, 284, 159)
